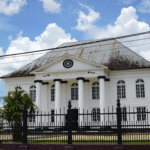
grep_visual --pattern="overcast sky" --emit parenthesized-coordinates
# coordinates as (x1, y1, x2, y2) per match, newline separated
(0, 0, 150, 100)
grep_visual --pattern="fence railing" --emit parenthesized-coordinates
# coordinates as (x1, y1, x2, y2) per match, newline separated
(1, 99, 150, 144)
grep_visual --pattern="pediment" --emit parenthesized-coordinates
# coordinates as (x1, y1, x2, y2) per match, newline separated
(31, 54, 106, 74)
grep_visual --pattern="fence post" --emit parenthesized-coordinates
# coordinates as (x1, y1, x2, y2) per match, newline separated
(117, 99, 122, 144)
(23, 102, 27, 144)
(67, 100, 72, 144)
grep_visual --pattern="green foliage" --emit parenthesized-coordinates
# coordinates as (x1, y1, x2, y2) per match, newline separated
(3, 87, 37, 142)
(3, 87, 36, 121)
(0, 108, 3, 130)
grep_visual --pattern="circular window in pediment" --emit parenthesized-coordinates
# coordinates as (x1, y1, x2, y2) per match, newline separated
(63, 59, 73, 68)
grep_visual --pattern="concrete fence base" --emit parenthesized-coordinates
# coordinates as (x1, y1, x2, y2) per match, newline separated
(1, 144, 150, 150)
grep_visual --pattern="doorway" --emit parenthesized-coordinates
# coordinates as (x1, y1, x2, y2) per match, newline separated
(66, 109, 78, 130)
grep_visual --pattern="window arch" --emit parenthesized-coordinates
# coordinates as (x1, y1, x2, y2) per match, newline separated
(16, 86, 22, 91)
(29, 85, 36, 102)
(136, 79, 145, 98)
(92, 82, 99, 99)
(117, 80, 126, 99)
(51, 84, 55, 101)
(71, 83, 78, 100)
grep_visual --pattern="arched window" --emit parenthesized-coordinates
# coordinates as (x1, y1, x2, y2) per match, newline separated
(71, 83, 78, 100)
(117, 80, 126, 99)
(51, 84, 55, 101)
(92, 82, 99, 99)
(16, 86, 22, 91)
(136, 79, 145, 98)
(29, 85, 36, 102)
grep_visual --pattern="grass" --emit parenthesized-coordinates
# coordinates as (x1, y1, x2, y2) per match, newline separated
(2, 133, 150, 145)
(2, 141, 150, 145)
(28, 141, 150, 145)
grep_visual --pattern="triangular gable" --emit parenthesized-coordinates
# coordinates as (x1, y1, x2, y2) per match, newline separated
(31, 54, 107, 74)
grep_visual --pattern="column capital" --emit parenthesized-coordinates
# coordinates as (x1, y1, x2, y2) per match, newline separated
(76, 77, 85, 81)
(42, 82, 49, 85)
(97, 76, 110, 81)
(97, 76, 106, 80)
(53, 79, 62, 82)
(34, 80, 43, 83)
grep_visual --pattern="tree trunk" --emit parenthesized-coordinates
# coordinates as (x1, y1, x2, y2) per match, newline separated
(12, 119, 23, 142)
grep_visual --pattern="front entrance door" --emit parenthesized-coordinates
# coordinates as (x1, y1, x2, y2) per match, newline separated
(71, 109, 78, 130)
(66, 109, 78, 130)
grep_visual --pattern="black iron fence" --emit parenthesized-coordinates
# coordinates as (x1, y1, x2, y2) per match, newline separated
(1, 99, 150, 144)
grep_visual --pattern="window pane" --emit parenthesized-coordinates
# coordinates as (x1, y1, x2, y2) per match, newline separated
(51, 89, 55, 101)
(97, 108, 100, 121)
(51, 110, 54, 122)
(93, 109, 96, 121)
(136, 79, 145, 98)
(121, 107, 127, 121)
(30, 86, 36, 102)
(92, 83, 99, 99)
(92, 108, 100, 121)
(71, 87, 78, 100)
(137, 107, 146, 121)
(117, 81, 126, 99)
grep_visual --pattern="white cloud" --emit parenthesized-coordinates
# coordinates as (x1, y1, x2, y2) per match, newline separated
(76, 6, 150, 61)
(94, 7, 150, 39)
(119, 0, 136, 5)
(137, 0, 150, 13)
(75, 3, 100, 31)
(39, 0, 61, 13)
(0, 23, 76, 77)
(0, 0, 26, 16)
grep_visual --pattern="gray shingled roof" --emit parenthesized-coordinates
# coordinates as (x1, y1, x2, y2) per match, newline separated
(1, 39, 150, 78)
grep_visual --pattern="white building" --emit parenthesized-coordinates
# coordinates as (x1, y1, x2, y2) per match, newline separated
(1, 39, 150, 125)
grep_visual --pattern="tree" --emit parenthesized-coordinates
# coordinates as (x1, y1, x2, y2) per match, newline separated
(3, 87, 36, 142)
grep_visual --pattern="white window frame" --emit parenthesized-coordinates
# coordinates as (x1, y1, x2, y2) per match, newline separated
(136, 79, 145, 98)
(117, 80, 126, 99)
(92, 82, 99, 100)
(71, 83, 78, 100)
(29, 85, 36, 102)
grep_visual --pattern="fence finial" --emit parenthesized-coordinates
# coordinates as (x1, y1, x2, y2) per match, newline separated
(68, 100, 72, 109)
(117, 99, 120, 107)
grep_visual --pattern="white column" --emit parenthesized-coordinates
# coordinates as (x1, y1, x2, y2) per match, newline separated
(99, 77, 105, 124)
(54, 79, 61, 126)
(35, 80, 42, 126)
(77, 78, 84, 126)
(42, 83, 49, 126)
(35, 81, 42, 111)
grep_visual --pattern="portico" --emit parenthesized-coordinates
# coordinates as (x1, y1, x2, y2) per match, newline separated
(34, 72, 109, 125)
